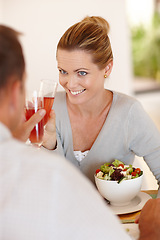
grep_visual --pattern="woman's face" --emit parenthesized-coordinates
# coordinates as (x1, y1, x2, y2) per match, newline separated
(57, 49, 106, 105)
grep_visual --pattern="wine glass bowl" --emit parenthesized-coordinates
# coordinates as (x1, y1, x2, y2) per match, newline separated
(25, 90, 44, 147)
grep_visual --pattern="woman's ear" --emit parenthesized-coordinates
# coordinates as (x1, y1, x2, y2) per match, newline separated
(104, 60, 113, 77)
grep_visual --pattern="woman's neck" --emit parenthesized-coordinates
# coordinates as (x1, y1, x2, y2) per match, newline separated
(66, 89, 113, 118)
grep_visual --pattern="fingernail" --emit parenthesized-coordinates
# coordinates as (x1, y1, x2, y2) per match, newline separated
(39, 109, 46, 117)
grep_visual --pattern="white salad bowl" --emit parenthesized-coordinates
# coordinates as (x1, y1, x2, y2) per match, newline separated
(95, 174, 143, 206)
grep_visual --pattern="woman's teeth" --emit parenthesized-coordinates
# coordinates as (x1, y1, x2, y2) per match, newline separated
(70, 89, 85, 95)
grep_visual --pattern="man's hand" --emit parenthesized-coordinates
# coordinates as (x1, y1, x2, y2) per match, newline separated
(139, 198, 160, 240)
(12, 109, 46, 142)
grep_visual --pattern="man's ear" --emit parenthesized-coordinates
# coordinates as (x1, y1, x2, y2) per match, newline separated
(9, 80, 21, 115)
(104, 60, 113, 77)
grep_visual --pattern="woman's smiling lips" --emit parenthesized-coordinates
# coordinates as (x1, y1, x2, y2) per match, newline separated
(69, 89, 86, 95)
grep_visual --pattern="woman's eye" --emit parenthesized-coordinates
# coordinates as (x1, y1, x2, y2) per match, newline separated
(59, 69, 67, 75)
(78, 71, 87, 76)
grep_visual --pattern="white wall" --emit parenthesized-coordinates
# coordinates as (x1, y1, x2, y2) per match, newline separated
(0, 0, 3, 21)
(1, 0, 133, 95)
(133, 156, 158, 190)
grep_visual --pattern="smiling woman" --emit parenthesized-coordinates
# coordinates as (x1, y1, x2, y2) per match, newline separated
(42, 16, 160, 195)
(56, 47, 113, 153)
(57, 49, 111, 105)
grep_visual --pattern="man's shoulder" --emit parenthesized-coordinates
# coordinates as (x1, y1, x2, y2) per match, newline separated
(2, 138, 64, 171)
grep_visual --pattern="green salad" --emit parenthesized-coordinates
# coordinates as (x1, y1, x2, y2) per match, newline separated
(95, 159, 143, 183)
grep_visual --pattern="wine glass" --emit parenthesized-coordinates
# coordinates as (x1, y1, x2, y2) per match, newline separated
(25, 90, 44, 147)
(39, 79, 58, 125)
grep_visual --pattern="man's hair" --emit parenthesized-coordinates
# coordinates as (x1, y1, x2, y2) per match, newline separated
(0, 25, 25, 89)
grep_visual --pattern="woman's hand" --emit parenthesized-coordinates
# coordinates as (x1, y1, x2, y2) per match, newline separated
(138, 198, 160, 240)
(12, 109, 46, 142)
(42, 109, 57, 150)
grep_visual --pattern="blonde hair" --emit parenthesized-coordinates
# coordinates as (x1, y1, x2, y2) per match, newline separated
(57, 16, 113, 69)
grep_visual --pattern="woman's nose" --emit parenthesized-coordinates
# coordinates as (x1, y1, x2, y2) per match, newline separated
(67, 75, 77, 89)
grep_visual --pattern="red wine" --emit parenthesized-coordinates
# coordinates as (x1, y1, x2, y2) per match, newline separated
(25, 108, 44, 144)
(43, 97, 55, 125)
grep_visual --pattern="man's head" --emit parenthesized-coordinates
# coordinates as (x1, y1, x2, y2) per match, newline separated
(0, 25, 25, 90)
(0, 25, 26, 131)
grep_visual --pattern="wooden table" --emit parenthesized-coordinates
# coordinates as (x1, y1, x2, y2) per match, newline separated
(119, 190, 158, 223)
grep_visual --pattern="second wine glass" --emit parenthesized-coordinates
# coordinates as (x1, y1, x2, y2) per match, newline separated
(40, 79, 58, 125)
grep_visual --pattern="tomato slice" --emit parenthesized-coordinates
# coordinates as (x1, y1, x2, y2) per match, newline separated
(135, 168, 141, 174)
(131, 171, 137, 176)
(96, 169, 101, 174)
(118, 164, 124, 168)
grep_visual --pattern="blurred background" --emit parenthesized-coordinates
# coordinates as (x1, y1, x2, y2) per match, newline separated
(0, 0, 160, 189)
(0, 0, 132, 94)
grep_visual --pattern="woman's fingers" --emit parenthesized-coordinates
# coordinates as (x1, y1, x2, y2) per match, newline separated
(42, 109, 57, 150)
